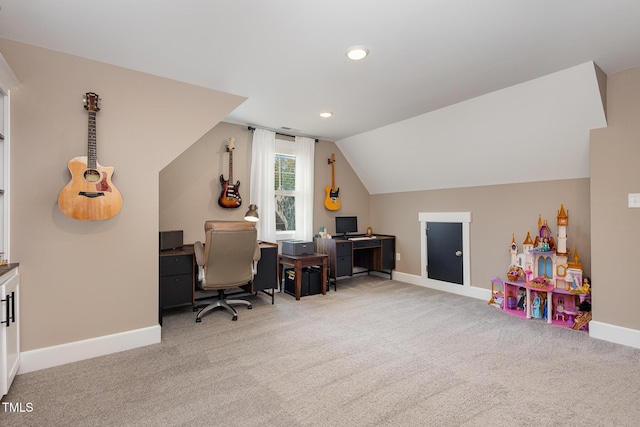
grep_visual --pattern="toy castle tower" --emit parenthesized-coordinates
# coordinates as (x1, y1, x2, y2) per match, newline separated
(522, 231, 535, 281)
(510, 204, 575, 288)
(556, 204, 568, 255)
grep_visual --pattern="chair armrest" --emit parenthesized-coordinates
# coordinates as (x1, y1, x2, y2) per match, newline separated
(253, 242, 262, 262)
(194, 241, 205, 266)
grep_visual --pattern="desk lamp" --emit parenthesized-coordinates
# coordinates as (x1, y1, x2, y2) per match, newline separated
(244, 204, 259, 222)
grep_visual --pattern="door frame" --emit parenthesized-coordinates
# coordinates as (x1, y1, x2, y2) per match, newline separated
(419, 212, 482, 299)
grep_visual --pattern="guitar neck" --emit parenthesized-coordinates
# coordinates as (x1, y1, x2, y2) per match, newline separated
(87, 111, 97, 168)
(331, 161, 336, 190)
(228, 149, 233, 182)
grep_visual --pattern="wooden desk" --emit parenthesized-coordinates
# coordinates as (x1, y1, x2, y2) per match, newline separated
(278, 253, 328, 300)
(315, 235, 395, 285)
(160, 242, 279, 322)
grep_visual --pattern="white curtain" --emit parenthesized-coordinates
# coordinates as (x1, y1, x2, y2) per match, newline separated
(250, 129, 276, 243)
(294, 136, 315, 241)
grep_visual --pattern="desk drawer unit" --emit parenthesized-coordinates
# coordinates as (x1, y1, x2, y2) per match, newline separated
(352, 239, 381, 248)
(159, 254, 193, 309)
(336, 242, 352, 277)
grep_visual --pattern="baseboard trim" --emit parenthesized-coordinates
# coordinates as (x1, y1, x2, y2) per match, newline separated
(18, 325, 161, 374)
(394, 272, 640, 350)
(589, 320, 640, 350)
(393, 271, 491, 300)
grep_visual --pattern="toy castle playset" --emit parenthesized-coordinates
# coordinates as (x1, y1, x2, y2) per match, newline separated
(489, 204, 592, 330)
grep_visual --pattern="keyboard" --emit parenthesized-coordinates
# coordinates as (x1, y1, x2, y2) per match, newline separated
(348, 236, 376, 241)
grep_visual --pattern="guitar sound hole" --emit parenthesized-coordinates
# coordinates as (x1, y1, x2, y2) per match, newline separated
(84, 169, 101, 183)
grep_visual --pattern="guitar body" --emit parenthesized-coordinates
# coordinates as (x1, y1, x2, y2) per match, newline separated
(58, 156, 123, 220)
(324, 185, 341, 211)
(325, 153, 341, 211)
(218, 175, 242, 208)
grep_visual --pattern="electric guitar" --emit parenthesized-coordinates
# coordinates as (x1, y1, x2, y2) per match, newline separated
(218, 137, 242, 208)
(324, 153, 341, 211)
(58, 92, 123, 220)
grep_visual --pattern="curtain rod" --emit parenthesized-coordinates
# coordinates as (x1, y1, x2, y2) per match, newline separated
(247, 126, 319, 143)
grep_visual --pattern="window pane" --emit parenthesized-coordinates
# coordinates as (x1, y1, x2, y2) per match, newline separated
(275, 195, 296, 231)
(275, 154, 296, 191)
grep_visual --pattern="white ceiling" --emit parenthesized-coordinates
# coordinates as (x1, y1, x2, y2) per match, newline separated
(0, 1, 639, 193)
(1, 0, 640, 143)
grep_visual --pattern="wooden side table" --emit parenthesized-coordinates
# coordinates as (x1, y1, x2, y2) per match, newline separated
(278, 253, 328, 300)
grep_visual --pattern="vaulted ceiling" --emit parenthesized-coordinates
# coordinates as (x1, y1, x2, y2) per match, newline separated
(1, 1, 639, 192)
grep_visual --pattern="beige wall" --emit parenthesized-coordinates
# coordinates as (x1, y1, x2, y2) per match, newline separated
(5, 34, 639, 354)
(1, 38, 245, 351)
(160, 122, 371, 244)
(371, 179, 591, 286)
(591, 66, 640, 330)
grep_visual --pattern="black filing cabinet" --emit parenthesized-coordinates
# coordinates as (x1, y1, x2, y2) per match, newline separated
(159, 246, 194, 318)
(336, 241, 353, 277)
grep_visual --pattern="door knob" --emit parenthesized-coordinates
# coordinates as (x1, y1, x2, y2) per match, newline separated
(455, 251, 462, 257)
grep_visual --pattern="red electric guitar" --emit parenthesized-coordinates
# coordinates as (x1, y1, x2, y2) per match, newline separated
(218, 137, 242, 208)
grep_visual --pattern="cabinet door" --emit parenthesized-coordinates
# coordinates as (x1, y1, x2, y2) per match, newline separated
(336, 256, 352, 277)
(160, 274, 193, 308)
(381, 238, 395, 271)
(1, 271, 19, 396)
(253, 245, 277, 292)
(336, 242, 353, 277)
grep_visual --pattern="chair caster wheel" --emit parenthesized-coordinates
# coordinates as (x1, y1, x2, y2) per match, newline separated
(248, 305, 253, 310)
(232, 316, 238, 321)
(195, 317, 202, 323)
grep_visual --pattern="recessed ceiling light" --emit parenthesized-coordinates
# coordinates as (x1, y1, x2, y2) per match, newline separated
(346, 46, 369, 61)
(320, 112, 333, 118)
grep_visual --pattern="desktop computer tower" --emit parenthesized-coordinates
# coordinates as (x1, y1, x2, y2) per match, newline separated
(284, 267, 321, 297)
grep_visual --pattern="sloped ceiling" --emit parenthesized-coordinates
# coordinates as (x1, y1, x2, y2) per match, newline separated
(0, 1, 636, 192)
(337, 62, 607, 193)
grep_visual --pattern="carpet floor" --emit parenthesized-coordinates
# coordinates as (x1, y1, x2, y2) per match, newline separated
(2, 275, 639, 426)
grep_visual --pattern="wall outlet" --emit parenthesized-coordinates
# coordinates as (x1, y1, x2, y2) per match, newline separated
(396, 253, 401, 261)
(629, 193, 640, 208)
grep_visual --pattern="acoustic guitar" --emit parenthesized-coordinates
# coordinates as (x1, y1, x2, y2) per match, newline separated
(324, 153, 341, 211)
(58, 92, 123, 220)
(218, 137, 242, 208)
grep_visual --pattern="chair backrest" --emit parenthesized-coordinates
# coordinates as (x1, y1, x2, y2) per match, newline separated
(201, 221, 260, 289)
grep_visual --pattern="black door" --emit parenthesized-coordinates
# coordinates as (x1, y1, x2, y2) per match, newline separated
(426, 222, 463, 285)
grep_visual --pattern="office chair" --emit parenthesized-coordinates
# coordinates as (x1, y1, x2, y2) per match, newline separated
(194, 220, 261, 322)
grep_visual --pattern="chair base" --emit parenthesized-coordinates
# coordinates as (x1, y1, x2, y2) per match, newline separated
(195, 299, 252, 322)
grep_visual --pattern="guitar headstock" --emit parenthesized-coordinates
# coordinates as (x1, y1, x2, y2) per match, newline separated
(83, 92, 101, 112)
(226, 137, 236, 152)
(328, 153, 335, 164)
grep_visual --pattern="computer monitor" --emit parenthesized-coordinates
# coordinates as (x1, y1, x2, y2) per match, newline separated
(335, 216, 358, 236)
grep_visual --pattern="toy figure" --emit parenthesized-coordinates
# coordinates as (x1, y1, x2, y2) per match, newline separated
(532, 296, 542, 318)
(581, 276, 591, 293)
(517, 288, 526, 310)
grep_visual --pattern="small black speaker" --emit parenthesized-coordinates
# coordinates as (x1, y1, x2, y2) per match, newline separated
(159, 230, 183, 251)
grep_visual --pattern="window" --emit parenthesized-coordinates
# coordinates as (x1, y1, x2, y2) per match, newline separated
(275, 153, 295, 231)
(274, 139, 296, 239)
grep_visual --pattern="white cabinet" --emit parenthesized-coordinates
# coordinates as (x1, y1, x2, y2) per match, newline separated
(1, 266, 19, 396)
(0, 52, 20, 397)
(0, 53, 19, 260)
